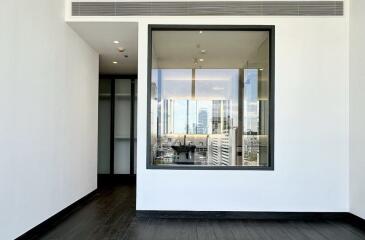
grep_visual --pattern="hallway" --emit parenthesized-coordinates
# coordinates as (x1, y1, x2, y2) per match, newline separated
(33, 185, 365, 240)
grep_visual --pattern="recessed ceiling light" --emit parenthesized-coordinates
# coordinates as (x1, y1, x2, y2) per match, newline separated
(113, 61, 118, 64)
(259, 68, 264, 71)
(117, 47, 126, 52)
(201, 49, 206, 54)
(113, 40, 120, 44)
(199, 31, 203, 34)
(199, 58, 204, 62)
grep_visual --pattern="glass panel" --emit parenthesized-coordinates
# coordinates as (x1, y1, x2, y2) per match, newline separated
(243, 69, 261, 166)
(114, 79, 131, 174)
(134, 80, 137, 174)
(98, 79, 111, 174)
(150, 29, 271, 168)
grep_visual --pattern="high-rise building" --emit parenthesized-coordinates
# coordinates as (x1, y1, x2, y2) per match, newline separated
(197, 108, 208, 134)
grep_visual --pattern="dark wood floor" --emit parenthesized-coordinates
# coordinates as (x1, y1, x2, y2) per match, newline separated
(36, 185, 365, 240)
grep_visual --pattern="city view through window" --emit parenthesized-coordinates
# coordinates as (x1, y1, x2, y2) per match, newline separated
(149, 28, 272, 168)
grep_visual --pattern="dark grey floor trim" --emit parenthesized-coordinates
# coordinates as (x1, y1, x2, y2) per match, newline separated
(136, 210, 353, 221)
(16, 189, 98, 240)
(345, 214, 365, 231)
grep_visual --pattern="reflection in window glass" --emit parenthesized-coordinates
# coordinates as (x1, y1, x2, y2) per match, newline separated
(150, 28, 272, 168)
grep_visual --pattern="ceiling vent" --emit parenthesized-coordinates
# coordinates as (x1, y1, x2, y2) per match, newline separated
(72, 1, 344, 17)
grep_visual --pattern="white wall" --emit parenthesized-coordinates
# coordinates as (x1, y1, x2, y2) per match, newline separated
(0, 0, 99, 239)
(349, 0, 365, 220)
(136, 16, 349, 212)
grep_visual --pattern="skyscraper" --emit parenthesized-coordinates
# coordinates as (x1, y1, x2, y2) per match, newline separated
(197, 108, 208, 134)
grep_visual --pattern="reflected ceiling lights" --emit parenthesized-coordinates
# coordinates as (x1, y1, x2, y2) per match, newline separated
(113, 61, 118, 64)
(199, 58, 204, 62)
(113, 40, 120, 44)
(117, 47, 126, 52)
(213, 87, 224, 91)
(193, 57, 198, 65)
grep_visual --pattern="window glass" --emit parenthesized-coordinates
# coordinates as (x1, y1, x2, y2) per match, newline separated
(150, 27, 272, 168)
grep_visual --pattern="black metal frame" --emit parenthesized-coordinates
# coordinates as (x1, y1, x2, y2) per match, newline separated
(130, 79, 136, 174)
(110, 78, 115, 174)
(100, 74, 137, 175)
(146, 24, 275, 170)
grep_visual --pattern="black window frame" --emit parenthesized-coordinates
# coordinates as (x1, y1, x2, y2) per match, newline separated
(146, 24, 275, 170)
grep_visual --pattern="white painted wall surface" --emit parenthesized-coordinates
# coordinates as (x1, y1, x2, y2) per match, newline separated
(349, 0, 365, 220)
(0, 1, 99, 239)
(136, 16, 349, 212)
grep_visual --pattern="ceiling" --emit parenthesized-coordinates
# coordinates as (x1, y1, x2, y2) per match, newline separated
(68, 23, 267, 75)
(153, 30, 268, 69)
(69, 22, 138, 75)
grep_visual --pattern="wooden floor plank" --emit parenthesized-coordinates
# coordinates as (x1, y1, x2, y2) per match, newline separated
(37, 185, 365, 240)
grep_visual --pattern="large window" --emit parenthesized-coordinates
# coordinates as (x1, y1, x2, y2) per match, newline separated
(148, 25, 274, 170)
